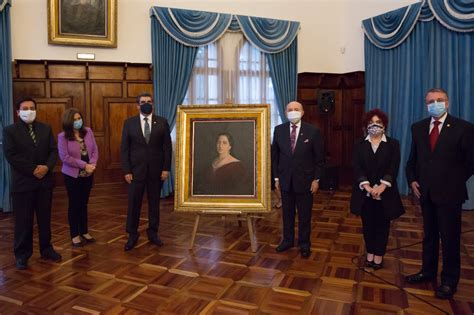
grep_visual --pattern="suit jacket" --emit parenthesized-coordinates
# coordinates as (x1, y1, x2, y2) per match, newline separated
(120, 114, 172, 181)
(406, 114, 474, 205)
(350, 136, 404, 220)
(58, 127, 99, 178)
(3, 120, 58, 193)
(271, 121, 324, 193)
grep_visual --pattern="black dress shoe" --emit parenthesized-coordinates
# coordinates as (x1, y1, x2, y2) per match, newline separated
(405, 272, 435, 284)
(275, 242, 293, 253)
(148, 235, 163, 246)
(41, 248, 62, 262)
(372, 260, 383, 270)
(365, 260, 375, 268)
(300, 247, 311, 258)
(15, 257, 28, 270)
(435, 284, 457, 299)
(71, 239, 86, 247)
(124, 234, 139, 251)
(81, 235, 96, 243)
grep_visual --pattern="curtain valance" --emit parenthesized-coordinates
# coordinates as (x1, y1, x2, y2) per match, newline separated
(362, 0, 473, 49)
(150, 6, 300, 54)
(362, 2, 423, 49)
(429, 0, 474, 32)
(0, 0, 11, 12)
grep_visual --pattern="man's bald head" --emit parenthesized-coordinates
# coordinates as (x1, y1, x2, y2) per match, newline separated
(286, 101, 304, 113)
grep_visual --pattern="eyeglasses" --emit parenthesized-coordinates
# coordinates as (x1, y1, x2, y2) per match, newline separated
(426, 98, 446, 105)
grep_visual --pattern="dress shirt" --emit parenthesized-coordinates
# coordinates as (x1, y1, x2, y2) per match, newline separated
(140, 113, 152, 137)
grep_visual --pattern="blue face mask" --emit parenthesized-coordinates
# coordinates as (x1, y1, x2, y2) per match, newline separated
(73, 119, 83, 130)
(427, 101, 447, 118)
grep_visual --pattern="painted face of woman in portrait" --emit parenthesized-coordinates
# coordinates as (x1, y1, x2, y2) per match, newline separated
(216, 135, 231, 156)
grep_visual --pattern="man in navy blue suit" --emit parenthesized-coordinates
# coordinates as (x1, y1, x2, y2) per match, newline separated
(405, 88, 474, 299)
(271, 101, 324, 258)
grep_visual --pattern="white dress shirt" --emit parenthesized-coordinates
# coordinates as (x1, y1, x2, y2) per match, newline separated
(429, 112, 447, 134)
(140, 113, 152, 137)
(289, 120, 301, 144)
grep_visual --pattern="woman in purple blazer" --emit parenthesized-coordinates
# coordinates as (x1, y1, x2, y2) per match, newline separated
(58, 108, 99, 247)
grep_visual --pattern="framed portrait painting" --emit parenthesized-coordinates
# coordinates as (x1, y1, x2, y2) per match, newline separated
(175, 105, 271, 213)
(48, 0, 117, 47)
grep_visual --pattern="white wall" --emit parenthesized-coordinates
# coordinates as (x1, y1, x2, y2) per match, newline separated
(11, 0, 418, 73)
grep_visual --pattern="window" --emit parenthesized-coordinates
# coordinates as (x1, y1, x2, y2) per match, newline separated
(182, 42, 222, 105)
(237, 40, 281, 132)
(182, 34, 282, 132)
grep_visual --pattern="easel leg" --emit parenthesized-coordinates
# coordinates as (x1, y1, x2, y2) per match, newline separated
(247, 216, 257, 252)
(189, 214, 201, 250)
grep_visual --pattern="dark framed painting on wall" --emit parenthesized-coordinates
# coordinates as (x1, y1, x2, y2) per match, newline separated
(175, 105, 272, 213)
(48, 0, 117, 47)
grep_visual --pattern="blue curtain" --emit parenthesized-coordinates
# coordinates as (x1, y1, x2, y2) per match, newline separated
(0, 0, 12, 212)
(150, 6, 300, 196)
(364, 0, 474, 197)
(266, 38, 298, 123)
(151, 17, 198, 197)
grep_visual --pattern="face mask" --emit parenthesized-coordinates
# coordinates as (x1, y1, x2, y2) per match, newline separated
(427, 101, 447, 118)
(140, 102, 153, 115)
(19, 110, 36, 124)
(367, 123, 384, 136)
(73, 119, 83, 130)
(287, 111, 302, 124)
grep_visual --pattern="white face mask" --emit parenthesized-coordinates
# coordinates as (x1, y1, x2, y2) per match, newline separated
(287, 111, 302, 124)
(19, 110, 36, 124)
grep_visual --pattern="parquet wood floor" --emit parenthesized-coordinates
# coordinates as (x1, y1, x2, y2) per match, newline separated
(0, 183, 473, 314)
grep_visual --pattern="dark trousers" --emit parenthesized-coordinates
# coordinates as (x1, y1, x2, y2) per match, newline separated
(12, 188, 53, 260)
(361, 198, 391, 256)
(64, 174, 93, 238)
(126, 178, 162, 237)
(420, 198, 462, 287)
(280, 180, 313, 249)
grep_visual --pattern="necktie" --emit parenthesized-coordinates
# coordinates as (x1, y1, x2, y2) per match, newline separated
(144, 117, 150, 144)
(290, 124, 297, 153)
(429, 120, 441, 152)
(28, 124, 36, 145)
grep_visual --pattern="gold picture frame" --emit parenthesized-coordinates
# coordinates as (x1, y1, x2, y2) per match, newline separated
(48, 0, 117, 47)
(175, 105, 271, 213)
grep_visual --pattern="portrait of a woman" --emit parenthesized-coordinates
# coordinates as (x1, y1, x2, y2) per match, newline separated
(195, 132, 253, 196)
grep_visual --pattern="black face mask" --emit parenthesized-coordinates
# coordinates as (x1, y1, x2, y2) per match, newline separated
(140, 102, 153, 115)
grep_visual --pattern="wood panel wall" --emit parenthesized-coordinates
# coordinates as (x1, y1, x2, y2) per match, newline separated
(297, 72, 365, 187)
(12, 61, 365, 188)
(12, 60, 153, 186)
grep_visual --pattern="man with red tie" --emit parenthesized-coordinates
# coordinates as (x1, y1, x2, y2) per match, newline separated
(271, 101, 324, 258)
(405, 88, 474, 299)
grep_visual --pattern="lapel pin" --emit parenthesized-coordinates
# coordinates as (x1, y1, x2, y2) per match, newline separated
(446, 124, 450, 127)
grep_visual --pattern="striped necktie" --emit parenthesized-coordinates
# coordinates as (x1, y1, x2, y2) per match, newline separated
(290, 124, 297, 153)
(28, 124, 37, 145)
(144, 117, 151, 144)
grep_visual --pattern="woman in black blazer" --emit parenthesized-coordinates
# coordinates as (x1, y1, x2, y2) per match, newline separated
(350, 108, 404, 269)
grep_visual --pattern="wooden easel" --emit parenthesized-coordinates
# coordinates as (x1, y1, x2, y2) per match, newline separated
(189, 211, 264, 252)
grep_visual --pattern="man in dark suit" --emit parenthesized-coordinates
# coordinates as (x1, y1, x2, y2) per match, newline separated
(120, 92, 172, 251)
(405, 88, 474, 299)
(271, 101, 324, 258)
(3, 97, 62, 269)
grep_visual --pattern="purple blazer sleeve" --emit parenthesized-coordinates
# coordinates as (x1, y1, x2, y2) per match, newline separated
(85, 128, 99, 165)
